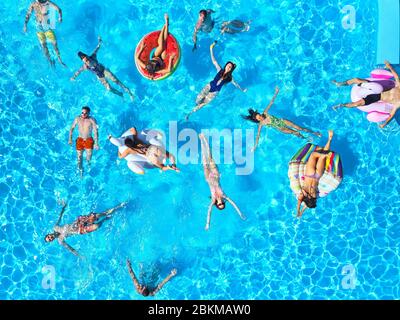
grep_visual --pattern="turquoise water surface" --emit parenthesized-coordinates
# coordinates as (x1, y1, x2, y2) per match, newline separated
(0, 0, 399, 299)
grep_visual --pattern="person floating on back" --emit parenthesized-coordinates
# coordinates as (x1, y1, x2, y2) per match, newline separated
(296, 130, 334, 218)
(186, 41, 247, 120)
(126, 259, 177, 297)
(243, 86, 321, 152)
(136, 14, 177, 80)
(332, 60, 400, 128)
(68, 106, 98, 176)
(45, 201, 127, 257)
(71, 36, 134, 101)
(23, 0, 66, 67)
(192, 9, 215, 51)
(199, 133, 246, 230)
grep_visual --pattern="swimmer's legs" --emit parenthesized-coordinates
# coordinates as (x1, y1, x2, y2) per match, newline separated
(50, 39, 66, 67)
(39, 40, 54, 67)
(98, 77, 123, 97)
(278, 127, 306, 139)
(96, 202, 128, 219)
(155, 14, 169, 58)
(283, 119, 321, 136)
(104, 70, 134, 101)
(86, 148, 93, 163)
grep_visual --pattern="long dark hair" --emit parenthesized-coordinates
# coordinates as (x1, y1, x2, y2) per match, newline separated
(145, 61, 159, 77)
(303, 195, 317, 209)
(78, 51, 89, 60)
(221, 61, 236, 83)
(242, 109, 264, 123)
(124, 137, 147, 155)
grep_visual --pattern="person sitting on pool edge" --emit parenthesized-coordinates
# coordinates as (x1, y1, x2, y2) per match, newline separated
(136, 14, 177, 79)
(126, 259, 177, 297)
(243, 86, 321, 151)
(108, 127, 180, 173)
(186, 41, 247, 120)
(332, 60, 400, 129)
(45, 201, 127, 258)
(192, 9, 215, 51)
(296, 130, 334, 218)
(71, 36, 134, 101)
(23, 0, 66, 67)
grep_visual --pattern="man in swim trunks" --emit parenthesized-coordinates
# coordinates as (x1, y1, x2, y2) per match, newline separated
(23, 0, 65, 67)
(68, 106, 99, 175)
(45, 201, 127, 257)
(332, 60, 400, 128)
(192, 9, 215, 51)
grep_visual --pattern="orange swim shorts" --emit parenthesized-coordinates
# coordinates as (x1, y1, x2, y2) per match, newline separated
(76, 137, 94, 151)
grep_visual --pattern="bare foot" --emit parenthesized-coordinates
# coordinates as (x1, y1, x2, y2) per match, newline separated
(332, 80, 346, 87)
(314, 131, 322, 137)
(328, 130, 334, 140)
(164, 13, 169, 24)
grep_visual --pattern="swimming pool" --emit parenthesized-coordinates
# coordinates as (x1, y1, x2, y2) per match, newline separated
(0, 0, 399, 300)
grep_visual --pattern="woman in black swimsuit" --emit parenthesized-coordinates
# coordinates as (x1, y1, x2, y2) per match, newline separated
(71, 36, 134, 101)
(136, 14, 176, 79)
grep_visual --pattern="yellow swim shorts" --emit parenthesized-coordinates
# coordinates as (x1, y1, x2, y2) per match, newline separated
(37, 30, 56, 43)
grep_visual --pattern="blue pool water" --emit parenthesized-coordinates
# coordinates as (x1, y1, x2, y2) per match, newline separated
(1, 0, 399, 300)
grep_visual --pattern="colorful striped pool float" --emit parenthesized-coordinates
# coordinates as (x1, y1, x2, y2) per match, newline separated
(288, 143, 343, 198)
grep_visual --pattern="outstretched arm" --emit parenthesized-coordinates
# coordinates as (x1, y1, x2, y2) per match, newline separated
(164, 151, 180, 172)
(224, 196, 246, 220)
(296, 194, 307, 218)
(23, 4, 34, 32)
(126, 259, 142, 292)
(60, 241, 81, 258)
(231, 78, 247, 92)
(210, 42, 221, 71)
(91, 118, 99, 150)
(192, 19, 202, 51)
(252, 124, 264, 152)
(71, 65, 86, 81)
(118, 148, 132, 159)
(380, 105, 400, 128)
(205, 200, 214, 230)
(49, 1, 62, 23)
(135, 43, 147, 69)
(385, 60, 400, 86)
(68, 117, 78, 144)
(263, 86, 280, 114)
(91, 36, 103, 56)
(150, 269, 177, 296)
(55, 202, 67, 226)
